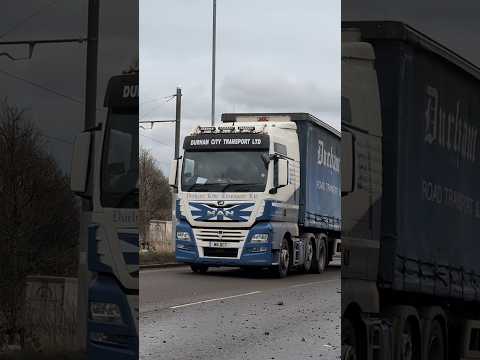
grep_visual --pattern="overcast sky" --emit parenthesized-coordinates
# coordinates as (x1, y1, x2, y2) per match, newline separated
(140, 0, 341, 174)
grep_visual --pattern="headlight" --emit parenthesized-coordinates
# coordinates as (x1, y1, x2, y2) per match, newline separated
(177, 231, 191, 241)
(251, 233, 269, 243)
(90, 302, 123, 325)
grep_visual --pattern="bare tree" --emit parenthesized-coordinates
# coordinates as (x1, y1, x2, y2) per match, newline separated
(0, 99, 79, 348)
(139, 147, 171, 240)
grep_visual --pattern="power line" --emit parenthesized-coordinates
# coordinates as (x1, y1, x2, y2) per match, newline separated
(139, 133, 171, 147)
(0, 0, 60, 39)
(0, 68, 106, 111)
(0, 68, 83, 104)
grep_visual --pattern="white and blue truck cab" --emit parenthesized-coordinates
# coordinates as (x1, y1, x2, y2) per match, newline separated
(71, 72, 139, 359)
(169, 113, 341, 277)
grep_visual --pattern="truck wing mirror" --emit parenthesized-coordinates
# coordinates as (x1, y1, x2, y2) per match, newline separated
(270, 157, 289, 194)
(169, 159, 179, 188)
(70, 132, 92, 195)
(341, 131, 355, 196)
(278, 158, 289, 188)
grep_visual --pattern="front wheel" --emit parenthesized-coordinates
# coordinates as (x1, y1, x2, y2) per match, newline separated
(190, 264, 208, 274)
(271, 238, 290, 278)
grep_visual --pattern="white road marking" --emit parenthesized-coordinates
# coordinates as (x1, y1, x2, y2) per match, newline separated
(289, 279, 338, 288)
(169, 291, 262, 309)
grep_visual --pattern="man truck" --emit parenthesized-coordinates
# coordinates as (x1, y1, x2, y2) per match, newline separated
(341, 21, 480, 360)
(71, 72, 139, 359)
(169, 113, 341, 277)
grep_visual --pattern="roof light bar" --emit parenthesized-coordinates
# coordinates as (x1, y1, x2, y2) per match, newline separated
(238, 126, 256, 132)
(218, 126, 235, 133)
(198, 126, 216, 133)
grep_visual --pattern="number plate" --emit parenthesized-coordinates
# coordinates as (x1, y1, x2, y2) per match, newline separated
(209, 241, 232, 248)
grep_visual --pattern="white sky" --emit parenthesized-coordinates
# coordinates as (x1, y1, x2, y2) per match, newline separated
(140, 0, 341, 174)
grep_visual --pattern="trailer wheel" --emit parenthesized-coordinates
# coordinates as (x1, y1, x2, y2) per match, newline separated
(311, 238, 327, 273)
(190, 264, 208, 274)
(272, 237, 290, 278)
(427, 320, 445, 360)
(342, 318, 358, 360)
(303, 238, 314, 273)
(400, 319, 420, 360)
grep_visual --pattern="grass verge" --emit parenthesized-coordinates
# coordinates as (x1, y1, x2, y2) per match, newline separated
(140, 251, 176, 265)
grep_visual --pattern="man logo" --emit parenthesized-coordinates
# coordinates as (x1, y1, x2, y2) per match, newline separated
(217, 200, 225, 206)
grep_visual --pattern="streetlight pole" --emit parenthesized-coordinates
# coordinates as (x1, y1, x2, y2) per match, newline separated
(211, 0, 216, 126)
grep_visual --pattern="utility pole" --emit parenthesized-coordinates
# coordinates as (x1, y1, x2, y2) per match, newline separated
(77, 0, 99, 351)
(172, 87, 182, 246)
(211, 0, 216, 126)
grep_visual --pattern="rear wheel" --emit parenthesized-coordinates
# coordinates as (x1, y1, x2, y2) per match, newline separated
(190, 264, 208, 274)
(311, 238, 327, 273)
(272, 237, 290, 278)
(400, 319, 420, 360)
(303, 238, 314, 273)
(342, 318, 358, 360)
(427, 320, 445, 360)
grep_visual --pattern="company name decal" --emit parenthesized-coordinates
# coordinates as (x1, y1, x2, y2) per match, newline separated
(189, 202, 254, 222)
(424, 86, 478, 164)
(317, 140, 340, 173)
(190, 138, 263, 146)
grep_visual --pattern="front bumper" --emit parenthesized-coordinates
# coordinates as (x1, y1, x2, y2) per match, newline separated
(175, 222, 278, 267)
(87, 274, 138, 360)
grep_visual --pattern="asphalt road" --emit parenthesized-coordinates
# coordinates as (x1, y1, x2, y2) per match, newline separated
(140, 263, 340, 360)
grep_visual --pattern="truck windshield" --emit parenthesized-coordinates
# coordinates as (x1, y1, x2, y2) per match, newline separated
(101, 109, 139, 208)
(181, 151, 269, 192)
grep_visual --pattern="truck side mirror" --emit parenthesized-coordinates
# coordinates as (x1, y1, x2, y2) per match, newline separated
(70, 132, 92, 195)
(278, 158, 289, 188)
(341, 131, 355, 196)
(270, 157, 289, 194)
(169, 159, 178, 188)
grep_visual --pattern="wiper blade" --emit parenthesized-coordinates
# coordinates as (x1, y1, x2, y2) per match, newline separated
(220, 182, 262, 192)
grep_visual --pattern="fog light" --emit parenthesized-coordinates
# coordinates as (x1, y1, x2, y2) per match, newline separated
(251, 233, 269, 243)
(177, 231, 191, 241)
(90, 332, 129, 346)
(90, 302, 123, 325)
(251, 247, 269, 253)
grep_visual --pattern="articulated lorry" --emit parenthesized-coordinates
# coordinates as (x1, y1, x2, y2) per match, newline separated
(169, 113, 341, 277)
(341, 21, 480, 360)
(71, 72, 139, 359)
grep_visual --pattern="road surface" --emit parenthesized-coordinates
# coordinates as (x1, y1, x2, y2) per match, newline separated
(140, 264, 340, 360)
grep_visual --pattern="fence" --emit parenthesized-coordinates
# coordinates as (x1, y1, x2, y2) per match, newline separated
(143, 220, 174, 253)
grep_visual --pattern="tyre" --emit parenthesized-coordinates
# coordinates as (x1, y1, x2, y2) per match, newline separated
(342, 318, 358, 360)
(272, 237, 290, 278)
(400, 319, 420, 360)
(303, 238, 314, 273)
(311, 238, 327, 273)
(190, 264, 208, 274)
(427, 319, 445, 360)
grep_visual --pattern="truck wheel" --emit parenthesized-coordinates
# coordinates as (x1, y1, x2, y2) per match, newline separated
(427, 320, 445, 360)
(400, 319, 420, 360)
(303, 238, 314, 273)
(311, 238, 327, 273)
(272, 238, 290, 278)
(190, 264, 208, 274)
(342, 318, 358, 360)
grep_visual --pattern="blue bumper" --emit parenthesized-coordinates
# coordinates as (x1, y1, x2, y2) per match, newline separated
(87, 274, 138, 360)
(175, 222, 279, 267)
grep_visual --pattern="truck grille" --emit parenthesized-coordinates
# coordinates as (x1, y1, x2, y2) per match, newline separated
(203, 248, 238, 258)
(193, 228, 247, 242)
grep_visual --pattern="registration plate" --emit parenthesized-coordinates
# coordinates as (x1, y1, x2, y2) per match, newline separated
(209, 241, 232, 248)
